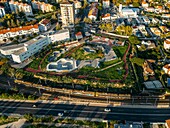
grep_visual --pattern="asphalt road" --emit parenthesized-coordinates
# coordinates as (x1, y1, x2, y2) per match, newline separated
(0, 100, 170, 122)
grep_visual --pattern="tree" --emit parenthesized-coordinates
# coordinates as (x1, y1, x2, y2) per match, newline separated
(130, 57, 144, 67)
(16, 19, 20, 27)
(52, 6, 56, 11)
(4, 14, 14, 20)
(51, 13, 57, 20)
(116, 25, 132, 36)
(7, 67, 15, 78)
(105, 23, 113, 32)
(128, 35, 140, 45)
(11, 19, 16, 27)
(83, 17, 92, 24)
(99, 23, 105, 31)
(126, 0, 132, 5)
(75, 18, 81, 24)
(125, 26, 132, 36)
(83, 0, 88, 8)
(112, 0, 117, 4)
(56, 23, 61, 30)
(7, 20, 10, 27)
(19, 11, 25, 18)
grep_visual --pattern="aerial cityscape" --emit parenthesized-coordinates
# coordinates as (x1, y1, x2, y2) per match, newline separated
(0, 0, 170, 127)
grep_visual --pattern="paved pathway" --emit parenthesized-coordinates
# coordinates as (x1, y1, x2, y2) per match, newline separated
(94, 61, 123, 72)
(0, 118, 26, 128)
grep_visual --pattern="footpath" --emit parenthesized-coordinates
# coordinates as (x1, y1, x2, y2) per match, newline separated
(0, 99, 169, 108)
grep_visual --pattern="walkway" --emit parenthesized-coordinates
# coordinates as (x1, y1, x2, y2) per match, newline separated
(0, 119, 26, 128)
(94, 61, 123, 72)
(100, 31, 129, 39)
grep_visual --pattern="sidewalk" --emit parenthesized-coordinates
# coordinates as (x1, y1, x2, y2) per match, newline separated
(0, 119, 26, 128)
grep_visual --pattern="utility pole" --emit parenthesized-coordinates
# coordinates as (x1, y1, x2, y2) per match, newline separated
(39, 79, 41, 84)
(146, 98, 148, 103)
(8, 80, 11, 87)
(45, 79, 47, 85)
(132, 97, 134, 105)
(107, 96, 108, 103)
(106, 120, 109, 128)
(154, 98, 157, 106)
(38, 87, 41, 96)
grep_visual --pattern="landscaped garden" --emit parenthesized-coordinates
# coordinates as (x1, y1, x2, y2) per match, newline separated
(78, 62, 125, 80)
(112, 45, 128, 58)
(68, 46, 104, 60)
(25, 40, 130, 82)
(0, 115, 18, 126)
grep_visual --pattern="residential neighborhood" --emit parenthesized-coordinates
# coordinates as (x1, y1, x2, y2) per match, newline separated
(0, 0, 170, 127)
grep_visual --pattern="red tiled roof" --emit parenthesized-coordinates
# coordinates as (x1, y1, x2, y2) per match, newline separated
(102, 13, 110, 18)
(0, 24, 38, 34)
(165, 39, 170, 44)
(75, 32, 82, 36)
(40, 19, 50, 25)
(166, 119, 170, 128)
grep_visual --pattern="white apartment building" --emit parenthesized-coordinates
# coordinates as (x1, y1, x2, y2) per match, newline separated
(9, 1, 33, 16)
(102, 0, 110, 8)
(163, 64, 170, 75)
(31, 1, 53, 13)
(121, 8, 138, 18)
(0, 44, 25, 56)
(39, 19, 51, 32)
(73, 0, 82, 14)
(60, 1, 75, 26)
(47, 29, 70, 42)
(164, 39, 170, 50)
(11, 36, 51, 63)
(102, 13, 117, 21)
(0, 24, 39, 40)
(119, 5, 138, 18)
(0, 6, 5, 18)
(0, 35, 51, 63)
(142, 1, 149, 8)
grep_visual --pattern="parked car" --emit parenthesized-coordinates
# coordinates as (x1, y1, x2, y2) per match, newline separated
(104, 108, 111, 112)
(58, 113, 63, 116)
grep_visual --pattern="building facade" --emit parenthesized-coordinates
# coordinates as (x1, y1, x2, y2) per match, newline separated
(31, 1, 53, 13)
(60, 1, 75, 26)
(9, 1, 33, 16)
(11, 36, 51, 63)
(39, 19, 51, 32)
(0, 24, 39, 40)
(102, 0, 110, 8)
(48, 29, 70, 42)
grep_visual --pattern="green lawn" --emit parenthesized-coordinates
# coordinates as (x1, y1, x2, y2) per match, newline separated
(69, 47, 104, 60)
(112, 46, 128, 58)
(100, 59, 121, 68)
(0, 115, 18, 125)
(93, 63, 125, 80)
(28, 58, 42, 69)
(78, 62, 125, 80)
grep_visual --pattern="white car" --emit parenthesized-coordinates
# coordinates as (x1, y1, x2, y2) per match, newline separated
(104, 108, 111, 112)
(32, 105, 36, 108)
(58, 113, 63, 117)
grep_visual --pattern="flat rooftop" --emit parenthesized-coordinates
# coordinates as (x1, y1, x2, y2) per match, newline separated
(12, 48, 27, 55)
(24, 35, 46, 46)
(0, 44, 25, 51)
